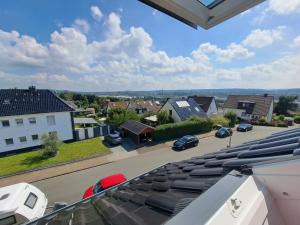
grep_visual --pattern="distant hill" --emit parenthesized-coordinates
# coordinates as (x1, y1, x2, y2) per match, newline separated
(63, 88, 300, 101)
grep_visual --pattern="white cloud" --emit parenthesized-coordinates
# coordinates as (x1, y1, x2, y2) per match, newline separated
(242, 27, 284, 48)
(268, 0, 300, 15)
(293, 35, 300, 47)
(0, 9, 299, 91)
(194, 42, 254, 63)
(90, 6, 103, 21)
(72, 19, 90, 34)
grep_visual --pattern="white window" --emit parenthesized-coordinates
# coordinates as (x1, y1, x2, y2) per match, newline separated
(28, 117, 36, 124)
(19, 136, 27, 143)
(47, 115, 56, 126)
(5, 138, 14, 145)
(15, 118, 23, 126)
(1, 120, 10, 127)
(32, 134, 39, 141)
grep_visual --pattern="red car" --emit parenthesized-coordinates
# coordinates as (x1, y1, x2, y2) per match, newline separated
(82, 173, 126, 199)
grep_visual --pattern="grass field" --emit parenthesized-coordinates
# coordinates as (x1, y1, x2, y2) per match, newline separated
(0, 138, 111, 176)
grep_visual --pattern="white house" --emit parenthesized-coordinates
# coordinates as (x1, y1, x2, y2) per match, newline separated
(0, 87, 74, 154)
(223, 94, 274, 123)
(188, 96, 218, 117)
(160, 98, 207, 122)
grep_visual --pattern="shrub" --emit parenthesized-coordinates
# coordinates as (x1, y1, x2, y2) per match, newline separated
(107, 108, 140, 126)
(224, 112, 237, 128)
(210, 116, 230, 127)
(154, 118, 213, 141)
(41, 133, 61, 159)
(157, 111, 169, 125)
(294, 116, 300, 124)
(278, 115, 285, 121)
(259, 117, 267, 124)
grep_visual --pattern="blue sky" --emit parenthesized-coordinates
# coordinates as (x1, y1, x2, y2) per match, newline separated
(0, 0, 300, 91)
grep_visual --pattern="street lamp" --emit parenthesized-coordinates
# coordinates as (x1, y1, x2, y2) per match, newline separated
(227, 131, 232, 148)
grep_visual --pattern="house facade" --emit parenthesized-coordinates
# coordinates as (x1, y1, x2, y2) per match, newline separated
(160, 98, 207, 122)
(223, 95, 274, 123)
(0, 87, 74, 154)
(188, 96, 218, 117)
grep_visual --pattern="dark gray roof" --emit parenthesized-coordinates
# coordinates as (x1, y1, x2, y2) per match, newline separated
(223, 95, 274, 116)
(0, 88, 74, 117)
(26, 127, 300, 225)
(168, 98, 207, 120)
(120, 120, 154, 135)
(188, 96, 214, 113)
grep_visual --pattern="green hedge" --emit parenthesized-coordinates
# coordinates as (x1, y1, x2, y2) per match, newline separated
(294, 116, 300, 124)
(154, 118, 213, 141)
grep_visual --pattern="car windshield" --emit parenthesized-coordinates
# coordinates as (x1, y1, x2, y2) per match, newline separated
(219, 128, 228, 134)
(109, 134, 120, 139)
(93, 182, 103, 194)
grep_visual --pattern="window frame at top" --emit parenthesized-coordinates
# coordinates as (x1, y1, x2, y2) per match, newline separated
(15, 118, 24, 126)
(198, 0, 225, 9)
(28, 117, 36, 124)
(1, 120, 10, 127)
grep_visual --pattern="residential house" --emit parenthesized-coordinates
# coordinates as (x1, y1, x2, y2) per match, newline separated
(127, 100, 161, 114)
(188, 96, 218, 117)
(0, 87, 74, 154)
(160, 98, 207, 122)
(101, 100, 129, 113)
(223, 94, 274, 123)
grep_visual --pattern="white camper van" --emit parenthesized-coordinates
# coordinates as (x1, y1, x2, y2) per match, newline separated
(0, 183, 48, 225)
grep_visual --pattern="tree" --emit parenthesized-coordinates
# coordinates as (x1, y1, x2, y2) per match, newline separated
(157, 111, 169, 125)
(275, 96, 298, 116)
(41, 133, 61, 159)
(106, 108, 140, 126)
(224, 111, 237, 128)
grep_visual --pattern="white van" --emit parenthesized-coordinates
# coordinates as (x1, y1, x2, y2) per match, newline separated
(0, 183, 48, 225)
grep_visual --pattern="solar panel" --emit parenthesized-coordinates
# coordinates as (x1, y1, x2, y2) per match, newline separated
(176, 101, 190, 108)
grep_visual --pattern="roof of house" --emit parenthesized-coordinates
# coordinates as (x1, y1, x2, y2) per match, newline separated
(0, 88, 74, 117)
(107, 101, 129, 110)
(128, 101, 161, 113)
(223, 95, 274, 116)
(26, 127, 300, 225)
(120, 120, 154, 135)
(74, 117, 98, 125)
(167, 98, 207, 120)
(188, 96, 215, 113)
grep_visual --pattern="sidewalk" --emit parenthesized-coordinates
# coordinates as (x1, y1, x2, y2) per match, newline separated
(0, 150, 138, 187)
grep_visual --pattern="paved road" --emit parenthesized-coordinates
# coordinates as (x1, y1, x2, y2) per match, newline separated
(33, 126, 293, 206)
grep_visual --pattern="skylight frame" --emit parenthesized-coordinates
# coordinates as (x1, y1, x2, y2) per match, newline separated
(198, 0, 225, 9)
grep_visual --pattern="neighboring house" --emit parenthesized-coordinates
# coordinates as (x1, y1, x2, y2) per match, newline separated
(160, 98, 207, 122)
(188, 96, 218, 117)
(101, 100, 129, 112)
(0, 87, 74, 154)
(127, 100, 161, 114)
(223, 94, 274, 123)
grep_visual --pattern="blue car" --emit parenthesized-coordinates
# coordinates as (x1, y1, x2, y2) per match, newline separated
(237, 123, 253, 132)
(173, 135, 199, 151)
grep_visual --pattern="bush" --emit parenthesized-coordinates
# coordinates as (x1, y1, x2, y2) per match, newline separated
(224, 112, 237, 128)
(154, 118, 213, 141)
(157, 111, 169, 125)
(107, 108, 140, 126)
(41, 133, 61, 159)
(294, 116, 300, 124)
(278, 115, 285, 121)
(210, 116, 230, 127)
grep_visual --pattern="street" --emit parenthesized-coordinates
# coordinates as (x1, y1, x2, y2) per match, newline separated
(34, 126, 293, 206)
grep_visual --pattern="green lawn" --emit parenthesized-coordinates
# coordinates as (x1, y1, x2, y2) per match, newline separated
(0, 138, 111, 176)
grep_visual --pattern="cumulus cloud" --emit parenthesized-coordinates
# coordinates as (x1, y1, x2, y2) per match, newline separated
(90, 6, 103, 21)
(0, 9, 299, 91)
(268, 0, 300, 15)
(242, 27, 285, 48)
(293, 35, 300, 47)
(72, 19, 90, 34)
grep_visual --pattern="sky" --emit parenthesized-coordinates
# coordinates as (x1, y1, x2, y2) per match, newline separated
(0, 0, 300, 91)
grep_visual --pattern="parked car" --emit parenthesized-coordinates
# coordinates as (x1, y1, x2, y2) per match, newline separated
(215, 127, 233, 138)
(83, 174, 127, 199)
(173, 135, 199, 151)
(104, 133, 122, 146)
(237, 123, 253, 132)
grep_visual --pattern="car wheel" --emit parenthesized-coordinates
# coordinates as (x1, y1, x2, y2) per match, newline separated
(182, 146, 186, 150)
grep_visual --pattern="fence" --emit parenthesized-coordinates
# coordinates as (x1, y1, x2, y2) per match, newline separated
(74, 125, 110, 141)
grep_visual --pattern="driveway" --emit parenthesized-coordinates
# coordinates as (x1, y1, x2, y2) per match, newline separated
(32, 125, 296, 206)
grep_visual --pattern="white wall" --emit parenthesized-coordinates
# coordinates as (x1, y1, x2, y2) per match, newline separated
(207, 98, 218, 117)
(160, 102, 182, 122)
(0, 112, 73, 153)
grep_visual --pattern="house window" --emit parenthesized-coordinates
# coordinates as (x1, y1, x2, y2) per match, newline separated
(47, 115, 56, 126)
(5, 138, 14, 145)
(28, 118, 36, 124)
(15, 119, 23, 126)
(1, 120, 10, 127)
(19, 136, 27, 143)
(32, 134, 39, 141)
(169, 110, 172, 116)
